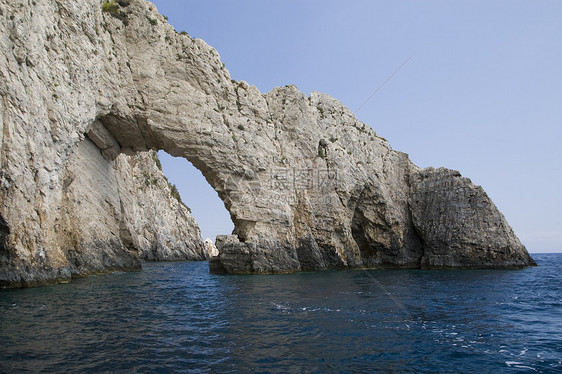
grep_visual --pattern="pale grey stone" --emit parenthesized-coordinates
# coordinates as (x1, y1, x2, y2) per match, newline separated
(0, 0, 535, 287)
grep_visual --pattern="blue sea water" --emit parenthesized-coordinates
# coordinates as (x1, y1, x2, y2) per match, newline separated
(0, 254, 561, 373)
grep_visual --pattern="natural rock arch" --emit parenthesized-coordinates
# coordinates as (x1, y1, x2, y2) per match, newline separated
(0, 0, 535, 286)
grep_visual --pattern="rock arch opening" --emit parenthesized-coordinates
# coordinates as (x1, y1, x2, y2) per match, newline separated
(91, 111, 241, 243)
(156, 150, 234, 242)
(61, 112, 229, 267)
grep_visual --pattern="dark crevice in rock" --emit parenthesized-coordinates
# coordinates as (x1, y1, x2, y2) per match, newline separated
(0, 214, 10, 255)
(408, 208, 427, 269)
(295, 236, 327, 271)
(118, 198, 135, 253)
(318, 243, 347, 270)
(349, 184, 388, 267)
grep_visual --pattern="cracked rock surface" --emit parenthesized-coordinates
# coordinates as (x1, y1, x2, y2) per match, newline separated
(0, 0, 535, 287)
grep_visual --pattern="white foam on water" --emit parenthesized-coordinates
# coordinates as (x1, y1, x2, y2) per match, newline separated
(272, 303, 291, 312)
(272, 303, 341, 314)
(505, 361, 537, 371)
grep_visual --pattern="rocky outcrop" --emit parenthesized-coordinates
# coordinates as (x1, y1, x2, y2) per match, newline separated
(204, 238, 219, 258)
(409, 168, 534, 268)
(0, 0, 535, 287)
(119, 151, 206, 262)
(0, 135, 206, 287)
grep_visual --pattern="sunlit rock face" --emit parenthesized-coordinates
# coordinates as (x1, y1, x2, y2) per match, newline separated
(0, 0, 535, 287)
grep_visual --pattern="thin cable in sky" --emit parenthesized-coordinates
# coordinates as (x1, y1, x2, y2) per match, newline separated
(354, 54, 414, 114)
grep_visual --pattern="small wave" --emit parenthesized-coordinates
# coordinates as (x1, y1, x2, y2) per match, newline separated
(505, 361, 537, 371)
(272, 303, 291, 312)
(300, 307, 341, 312)
(271, 303, 341, 313)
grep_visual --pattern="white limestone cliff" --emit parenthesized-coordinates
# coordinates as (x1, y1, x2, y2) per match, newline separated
(0, 0, 535, 287)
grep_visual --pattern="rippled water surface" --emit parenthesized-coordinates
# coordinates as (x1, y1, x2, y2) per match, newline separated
(1, 253, 561, 373)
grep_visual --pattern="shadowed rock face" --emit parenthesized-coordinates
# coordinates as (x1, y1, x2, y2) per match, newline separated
(0, 0, 535, 286)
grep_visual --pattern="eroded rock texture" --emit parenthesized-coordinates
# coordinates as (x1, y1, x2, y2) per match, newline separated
(0, 0, 535, 286)
(119, 151, 206, 262)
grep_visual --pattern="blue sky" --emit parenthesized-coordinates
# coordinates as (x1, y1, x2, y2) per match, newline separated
(152, 0, 562, 253)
